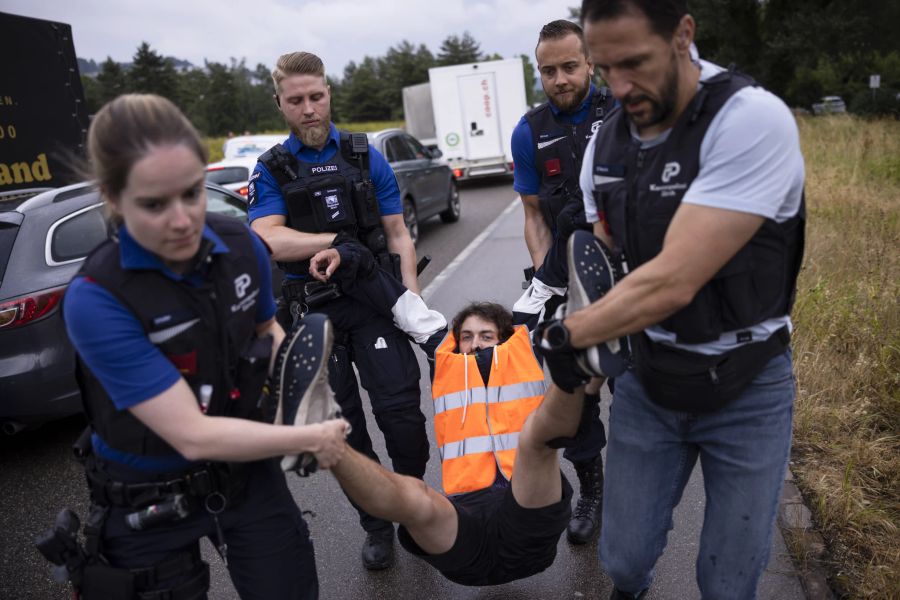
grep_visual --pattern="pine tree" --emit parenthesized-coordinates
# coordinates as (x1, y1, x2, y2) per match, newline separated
(96, 57, 128, 105)
(437, 32, 484, 66)
(128, 42, 179, 102)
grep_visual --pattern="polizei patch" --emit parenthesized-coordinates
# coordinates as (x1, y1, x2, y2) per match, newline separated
(310, 164, 339, 175)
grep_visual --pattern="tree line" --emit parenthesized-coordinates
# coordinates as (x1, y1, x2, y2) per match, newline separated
(80, 1, 899, 138)
(80, 33, 541, 137)
(658, 0, 898, 115)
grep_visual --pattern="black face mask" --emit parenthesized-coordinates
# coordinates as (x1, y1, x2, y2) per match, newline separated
(472, 346, 494, 384)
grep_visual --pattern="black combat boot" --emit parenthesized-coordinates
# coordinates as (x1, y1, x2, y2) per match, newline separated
(567, 455, 603, 544)
(361, 525, 395, 570)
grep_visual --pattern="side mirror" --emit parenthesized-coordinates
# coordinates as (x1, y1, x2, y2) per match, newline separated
(428, 146, 443, 159)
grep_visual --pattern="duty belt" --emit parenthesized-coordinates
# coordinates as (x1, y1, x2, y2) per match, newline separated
(85, 459, 248, 509)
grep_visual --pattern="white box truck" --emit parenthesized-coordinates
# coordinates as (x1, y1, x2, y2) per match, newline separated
(403, 58, 527, 181)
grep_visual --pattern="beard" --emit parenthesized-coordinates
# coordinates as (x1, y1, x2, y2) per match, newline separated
(290, 110, 331, 148)
(551, 72, 592, 113)
(623, 51, 680, 130)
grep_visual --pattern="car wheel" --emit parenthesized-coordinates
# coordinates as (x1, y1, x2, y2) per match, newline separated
(403, 197, 419, 246)
(439, 181, 461, 223)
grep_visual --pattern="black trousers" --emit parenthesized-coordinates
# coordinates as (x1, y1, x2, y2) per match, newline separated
(99, 458, 318, 600)
(279, 293, 430, 533)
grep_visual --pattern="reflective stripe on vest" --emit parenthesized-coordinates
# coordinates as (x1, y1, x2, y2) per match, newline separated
(439, 432, 520, 461)
(433, 380, 547, 415)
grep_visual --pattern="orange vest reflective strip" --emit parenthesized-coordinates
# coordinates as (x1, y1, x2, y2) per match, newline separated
(433, 381, 547, 415)
(431, 326, 546, 495)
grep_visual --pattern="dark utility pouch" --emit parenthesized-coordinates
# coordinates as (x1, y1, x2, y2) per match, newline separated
(233, 335, 273, 420)
(632, 327, 790, 413)
(351, 180, 381, 229)
(80, 563, 135, 600)
(303, 280, 342, 308)
(281, 279, 305, 303)
(309, 177, 355, 230)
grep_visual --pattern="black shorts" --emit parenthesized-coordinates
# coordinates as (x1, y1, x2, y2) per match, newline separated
(397, 473, 573, 586)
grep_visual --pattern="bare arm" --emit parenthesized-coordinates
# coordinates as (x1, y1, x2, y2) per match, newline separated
(521, 194, 552, 270)
(566, 203, 765, 348)
(382, 213, 420, 294)
(129, 378, 349, 467)
(250, 214, 336, 262)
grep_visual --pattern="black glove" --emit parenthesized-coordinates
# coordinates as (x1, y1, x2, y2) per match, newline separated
(329, 233, 376, 281)
(555, 195, 589, 241)
(534, 317, 590, 393)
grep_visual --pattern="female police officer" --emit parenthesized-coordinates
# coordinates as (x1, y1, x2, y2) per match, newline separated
(60, 94, 348, 599)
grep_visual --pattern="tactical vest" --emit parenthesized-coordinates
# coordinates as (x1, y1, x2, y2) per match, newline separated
(525, 87, 615, 231)
(431, 326, 546, 496)
(73, 213, 272, 458)
(258, 132, 385, 276)
(591, 70, 805, 345)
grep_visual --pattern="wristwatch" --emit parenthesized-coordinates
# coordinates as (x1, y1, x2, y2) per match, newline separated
(541, 319, 572, 353)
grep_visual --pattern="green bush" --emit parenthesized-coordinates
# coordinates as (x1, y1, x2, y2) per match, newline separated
(850, 87, 900, 118)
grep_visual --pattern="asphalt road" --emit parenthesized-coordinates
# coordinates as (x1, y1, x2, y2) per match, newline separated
(0, 177, 807, 599)
(0, 176, 517, 600)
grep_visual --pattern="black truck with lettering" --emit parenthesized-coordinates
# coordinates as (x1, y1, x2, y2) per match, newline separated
(0, 12, 89, 193)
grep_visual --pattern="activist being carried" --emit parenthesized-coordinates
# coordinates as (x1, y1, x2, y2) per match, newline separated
(38, 93, 349, 600)
(291, 229, 628, 587)
(248, 51, 446, 570)
(536, 1, 806, 598)
(510, 18, 619, 545)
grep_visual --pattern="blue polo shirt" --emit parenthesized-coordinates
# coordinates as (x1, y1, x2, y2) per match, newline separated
(64, 222, 276, 472)
(248, 124, 402, 221)
(511, 84, 600, 196)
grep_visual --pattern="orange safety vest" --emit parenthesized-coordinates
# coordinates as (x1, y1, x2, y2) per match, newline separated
(431, 325, 546, 495)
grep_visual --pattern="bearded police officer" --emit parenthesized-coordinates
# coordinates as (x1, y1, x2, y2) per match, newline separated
(540, 2, 805, 598)
(249, 51, 430, 570)
(509, 20, 617, 545)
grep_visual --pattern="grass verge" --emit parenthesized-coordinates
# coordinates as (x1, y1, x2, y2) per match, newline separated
(791, 115, 899, 599)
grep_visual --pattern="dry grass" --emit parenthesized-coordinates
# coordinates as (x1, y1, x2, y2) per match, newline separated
(203, 120, 404, 164)
(791, 115, 900, 599)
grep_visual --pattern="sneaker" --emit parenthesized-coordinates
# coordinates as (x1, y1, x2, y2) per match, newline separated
(566, 230, 629, 378)
(272, 313, 345, 475)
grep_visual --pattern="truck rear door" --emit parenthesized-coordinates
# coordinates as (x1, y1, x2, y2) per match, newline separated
(457, 73, 503, 161)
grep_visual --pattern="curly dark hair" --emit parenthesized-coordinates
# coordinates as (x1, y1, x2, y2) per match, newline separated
(450, 302, 515, 349)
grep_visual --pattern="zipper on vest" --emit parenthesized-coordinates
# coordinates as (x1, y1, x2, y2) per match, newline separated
(625, 144, 645, 270)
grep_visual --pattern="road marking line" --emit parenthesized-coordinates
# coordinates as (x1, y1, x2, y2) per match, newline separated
(422, 196, 520, 302)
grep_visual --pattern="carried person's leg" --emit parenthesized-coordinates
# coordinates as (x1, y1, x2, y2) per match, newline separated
(511, 383, 585, 509)
(331, 446, 459, 556)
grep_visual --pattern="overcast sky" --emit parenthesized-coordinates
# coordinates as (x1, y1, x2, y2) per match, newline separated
(7, 0, 575, 77)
